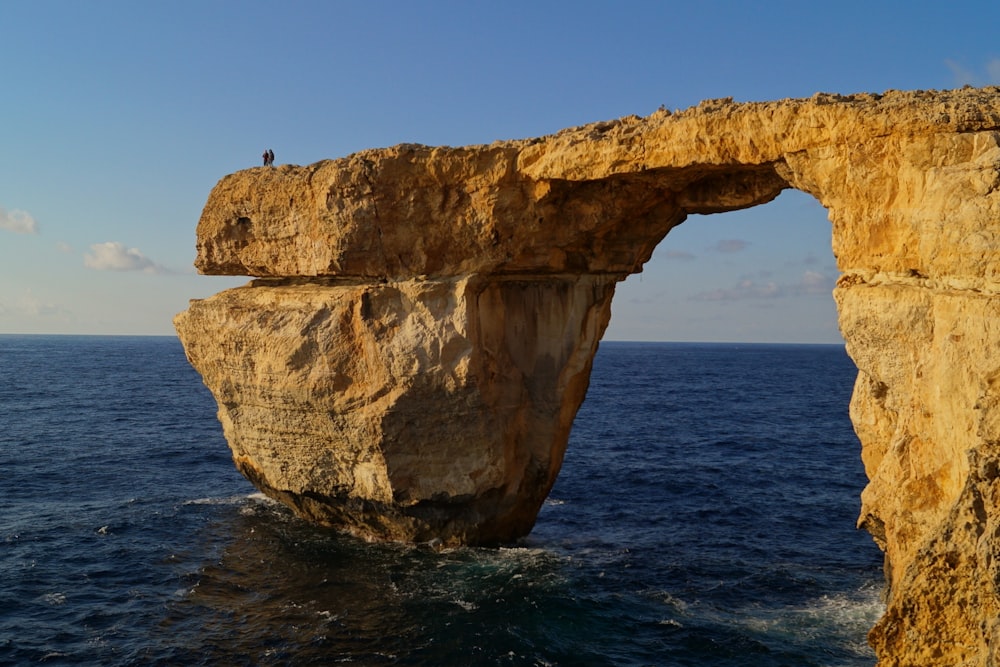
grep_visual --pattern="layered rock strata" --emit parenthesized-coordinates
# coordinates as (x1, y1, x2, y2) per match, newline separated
(176, 87, 1000, 666)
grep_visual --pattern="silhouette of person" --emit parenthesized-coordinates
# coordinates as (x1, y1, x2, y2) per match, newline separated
(268, 149, 275, 166)
(262, 149, 269, 166)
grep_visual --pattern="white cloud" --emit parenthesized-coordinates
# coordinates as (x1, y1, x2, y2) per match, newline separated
(693, 278, 781, 301)
(0, 290, 72, 321)
(662, 249, 696, 261)
(988, 58, 1000, 84)
(709, 239, 749, 253)
(946, 59, 976, 86)
(691, 270, 835, 302)
(791, 270, 835, 295)
(84, 241, 168, 274)
(22, 293, 67, 318)
(0, 207, 39, 234)
(946, 58, 1000, 86)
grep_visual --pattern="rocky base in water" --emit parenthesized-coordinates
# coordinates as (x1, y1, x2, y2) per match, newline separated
(175, 87, 1000, 666)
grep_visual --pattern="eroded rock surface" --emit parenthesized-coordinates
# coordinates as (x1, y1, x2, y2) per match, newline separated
(176, 87, 1000, 666)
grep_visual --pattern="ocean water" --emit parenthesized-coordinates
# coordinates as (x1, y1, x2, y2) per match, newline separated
(0, 336, 884, 666)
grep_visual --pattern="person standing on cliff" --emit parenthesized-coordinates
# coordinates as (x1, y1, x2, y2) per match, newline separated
(268, 149, 274, 166)
(262, 149, 269, 166)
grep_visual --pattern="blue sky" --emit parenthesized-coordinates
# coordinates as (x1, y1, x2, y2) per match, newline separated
(2, 1, 998, 341)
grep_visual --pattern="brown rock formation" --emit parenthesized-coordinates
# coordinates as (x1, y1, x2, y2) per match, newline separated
(175, 87, 1000, 666)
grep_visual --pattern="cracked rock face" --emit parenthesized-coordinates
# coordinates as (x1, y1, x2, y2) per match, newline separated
(176, 87, 1000, 666)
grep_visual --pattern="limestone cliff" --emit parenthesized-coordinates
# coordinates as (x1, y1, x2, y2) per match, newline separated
(176, 87, 1000, 666)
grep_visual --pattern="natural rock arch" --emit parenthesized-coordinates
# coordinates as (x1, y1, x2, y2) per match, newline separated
(176, 87, 1000, 665)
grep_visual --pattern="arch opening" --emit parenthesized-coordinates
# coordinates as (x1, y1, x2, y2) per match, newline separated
(608, 189, 841, 344)
(548, 189, 885, 659)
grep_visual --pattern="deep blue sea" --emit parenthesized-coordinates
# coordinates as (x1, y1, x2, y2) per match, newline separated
(0, 336, 883, 666)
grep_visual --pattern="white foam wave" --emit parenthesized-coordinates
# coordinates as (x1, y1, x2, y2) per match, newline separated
(647, 589, 690, 613)
(40, 592, 66, 606)
(183, 492, 277, 507)
(452, 598, 478, 611)
(41, 652, 70, 661)
(183, 495, 242, 506)
(735, 583, 885, 660)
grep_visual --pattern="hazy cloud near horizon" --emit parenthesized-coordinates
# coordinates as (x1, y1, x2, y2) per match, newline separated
(83, 242, 169, 274)
(0, 290, 71, 322)
(710, 239, 750, 253)
(691, 270, 835, 302)
(0, 207, 39, 235)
